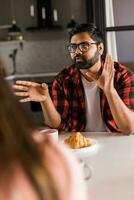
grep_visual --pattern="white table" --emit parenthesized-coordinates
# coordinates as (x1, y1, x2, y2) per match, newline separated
(60, 132, 134, 200)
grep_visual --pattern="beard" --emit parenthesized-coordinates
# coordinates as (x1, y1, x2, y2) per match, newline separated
(73, 49, 99, 69)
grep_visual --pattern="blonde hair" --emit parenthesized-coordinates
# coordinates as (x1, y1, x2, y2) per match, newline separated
(0, 60, 59, 200)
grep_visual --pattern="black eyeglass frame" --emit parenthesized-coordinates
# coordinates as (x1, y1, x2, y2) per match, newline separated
(67, 41, 97, 53)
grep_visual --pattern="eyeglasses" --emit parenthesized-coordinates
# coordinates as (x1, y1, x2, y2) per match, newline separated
(67, 41, 97, 53)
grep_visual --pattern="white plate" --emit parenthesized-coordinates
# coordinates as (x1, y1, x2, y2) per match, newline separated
(70, 138, 99, 158)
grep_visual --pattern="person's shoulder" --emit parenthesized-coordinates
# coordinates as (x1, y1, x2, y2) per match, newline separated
(114, 61, 134, 76)
(55, 64, 78, 80)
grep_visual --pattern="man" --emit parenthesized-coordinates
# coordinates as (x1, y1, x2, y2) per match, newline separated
(13, 23, 134, 134)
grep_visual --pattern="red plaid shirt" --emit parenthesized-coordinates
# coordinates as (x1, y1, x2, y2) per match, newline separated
(51, 62, 134, 133)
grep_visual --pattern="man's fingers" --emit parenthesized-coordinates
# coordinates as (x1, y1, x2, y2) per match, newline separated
(86, 71, 98, 81)
(86, 72, 95, 80)
(104, 54, 114, 73)
(109, 67, 115, 81)
(41, 83, 48, 90)
(19, 98, 31, 103)
(16, 80, 40, 87)
(13, 85, 29, 91)
(108, 55, 114, 74)
(104, 54, 109, 70)
(14, 92, 29, 97)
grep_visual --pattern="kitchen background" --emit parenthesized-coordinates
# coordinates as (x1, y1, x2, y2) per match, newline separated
(0, 0, 86, 75)
(0, 0, 134, 75)
(0, 0, 134, 124)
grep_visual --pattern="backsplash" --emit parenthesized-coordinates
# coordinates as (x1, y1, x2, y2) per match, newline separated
(0, 39, 71, 75)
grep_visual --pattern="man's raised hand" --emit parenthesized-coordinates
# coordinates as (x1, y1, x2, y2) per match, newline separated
(13, 80, 49, 102)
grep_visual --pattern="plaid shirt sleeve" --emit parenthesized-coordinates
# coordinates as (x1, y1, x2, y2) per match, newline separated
(51, 77, 70, 131)
(102, 63, 134, 133)
(117, 65, 134, 110)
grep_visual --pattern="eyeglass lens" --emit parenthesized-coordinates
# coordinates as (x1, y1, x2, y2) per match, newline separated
(67, 42, 96, 53)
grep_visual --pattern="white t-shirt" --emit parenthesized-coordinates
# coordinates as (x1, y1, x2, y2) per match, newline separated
(81, 76, 107, 132)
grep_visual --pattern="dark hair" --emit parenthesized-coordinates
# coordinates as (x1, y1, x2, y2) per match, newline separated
(69, 23, 104, 44)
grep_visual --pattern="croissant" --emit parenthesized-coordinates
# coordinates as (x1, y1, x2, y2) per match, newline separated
(64, 132, 92, 149)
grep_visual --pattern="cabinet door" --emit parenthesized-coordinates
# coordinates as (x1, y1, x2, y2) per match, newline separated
(13, 0, 37, 30)
(0, 0, 38, 29)
(0, 0, 12, 25)
(36, 0, 52, 28)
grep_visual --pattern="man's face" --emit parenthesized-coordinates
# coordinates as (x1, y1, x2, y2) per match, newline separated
(68, 32, 103, 69)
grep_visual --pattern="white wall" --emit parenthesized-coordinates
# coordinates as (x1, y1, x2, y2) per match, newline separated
(113, 0, 134, 64)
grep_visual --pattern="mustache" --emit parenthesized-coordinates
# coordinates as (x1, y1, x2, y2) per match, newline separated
(74, 54, 84, 61)
(72, 56, 89, 69)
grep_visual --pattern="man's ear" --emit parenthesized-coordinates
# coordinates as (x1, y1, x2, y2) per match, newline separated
(98, 42, 104, 55)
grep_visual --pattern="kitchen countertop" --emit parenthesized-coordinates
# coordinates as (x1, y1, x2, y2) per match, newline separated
(6, 72, 58, 80)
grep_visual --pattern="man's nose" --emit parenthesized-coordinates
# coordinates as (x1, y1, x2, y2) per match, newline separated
(74, 46, 82, 55)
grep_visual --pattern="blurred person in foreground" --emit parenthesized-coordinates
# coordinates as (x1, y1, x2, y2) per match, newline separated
(13, 23, 134, 135)
(0, 61, 87, 200)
